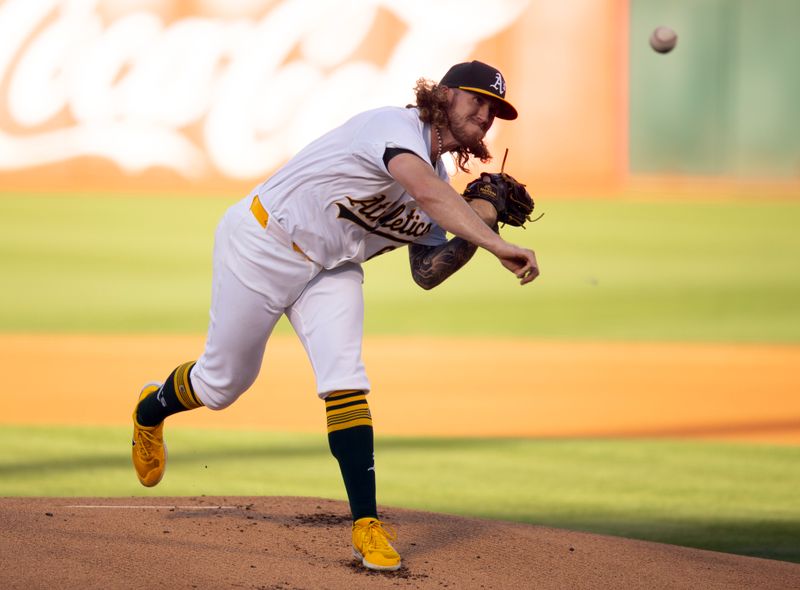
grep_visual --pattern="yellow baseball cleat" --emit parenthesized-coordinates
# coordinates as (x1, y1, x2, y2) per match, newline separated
(352, 517, 402, 571)
(131, 383, 167, 487)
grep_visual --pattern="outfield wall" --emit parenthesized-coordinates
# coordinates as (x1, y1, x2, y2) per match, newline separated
(0, 0, 627, 193)
(0, 1, 796, 194)
(630, 0, 800, 182)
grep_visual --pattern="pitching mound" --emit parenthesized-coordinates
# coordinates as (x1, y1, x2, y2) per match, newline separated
(2, 497, 798, 589)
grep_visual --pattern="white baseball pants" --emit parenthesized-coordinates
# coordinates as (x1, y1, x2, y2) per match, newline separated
(190, 197, 370, 410)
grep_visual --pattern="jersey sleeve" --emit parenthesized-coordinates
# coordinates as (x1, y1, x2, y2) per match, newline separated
(352, 108, 431, 175)
(353, 108, 448, 248)
(382, 147, 423, 170)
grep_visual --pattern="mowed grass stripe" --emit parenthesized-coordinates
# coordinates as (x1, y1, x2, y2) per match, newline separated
(0, 194, 798, 341)
(1, 425, 798, 563)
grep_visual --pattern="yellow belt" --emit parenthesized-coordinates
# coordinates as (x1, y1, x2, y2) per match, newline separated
(250, 195, 310, 259)
(250, 195, 270, 228)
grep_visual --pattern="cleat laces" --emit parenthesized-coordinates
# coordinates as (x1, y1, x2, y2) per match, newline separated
(135, 428, 160, 461)
(364, 519, 397, 551)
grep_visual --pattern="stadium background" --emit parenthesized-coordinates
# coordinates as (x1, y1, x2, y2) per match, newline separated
(3, 0, 797, 194)
(1, 0, 799, 563)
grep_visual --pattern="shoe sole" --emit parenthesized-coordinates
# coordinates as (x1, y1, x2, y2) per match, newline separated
(134, 382, 167, 487)
(352, 547, 402, 572)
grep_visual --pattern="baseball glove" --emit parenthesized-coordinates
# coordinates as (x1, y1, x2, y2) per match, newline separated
(462, 171, 535, 227)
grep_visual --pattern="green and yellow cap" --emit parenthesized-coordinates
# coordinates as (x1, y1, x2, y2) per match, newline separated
(439, 60, 518, 120)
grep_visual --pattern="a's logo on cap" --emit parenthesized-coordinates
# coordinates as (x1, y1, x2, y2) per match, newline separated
(490, 72, 505, 96)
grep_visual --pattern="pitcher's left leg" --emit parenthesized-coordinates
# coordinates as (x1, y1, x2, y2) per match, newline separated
(287, 262, 370, 395)
(324, 389, 401, 571)
(287, 263, 374, 517)
(287, 263, 400, 571)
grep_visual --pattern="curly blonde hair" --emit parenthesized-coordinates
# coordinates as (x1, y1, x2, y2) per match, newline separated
(408, 78, 491, 173)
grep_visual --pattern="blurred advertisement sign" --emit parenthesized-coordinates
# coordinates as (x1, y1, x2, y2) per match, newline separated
(0, 0, 625, 192)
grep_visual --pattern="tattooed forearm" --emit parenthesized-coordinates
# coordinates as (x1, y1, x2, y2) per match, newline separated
(409, 238, 479, 290)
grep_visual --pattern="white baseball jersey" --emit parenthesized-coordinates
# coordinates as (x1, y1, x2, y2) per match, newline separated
(191, 106, 451, 405)
(255, 106, 449, 268)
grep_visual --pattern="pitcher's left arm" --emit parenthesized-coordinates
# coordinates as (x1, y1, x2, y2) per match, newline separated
(408, 200, 497, 290)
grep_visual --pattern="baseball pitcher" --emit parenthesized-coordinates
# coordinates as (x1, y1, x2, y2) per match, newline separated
(132, 60, 539, 572)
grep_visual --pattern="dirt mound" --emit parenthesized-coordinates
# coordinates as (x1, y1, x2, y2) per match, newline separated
(1, 496, 798, 589)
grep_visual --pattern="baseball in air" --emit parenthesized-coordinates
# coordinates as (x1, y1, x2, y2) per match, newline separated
(650, 26, 678, 53)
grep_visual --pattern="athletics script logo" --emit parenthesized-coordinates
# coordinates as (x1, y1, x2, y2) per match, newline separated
(0, 0, 529, 184)
(490, 72, 506, 95)
(336, 195, 432, 244)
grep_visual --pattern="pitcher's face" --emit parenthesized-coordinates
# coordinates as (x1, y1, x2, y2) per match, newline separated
(446, 88, 496, 149)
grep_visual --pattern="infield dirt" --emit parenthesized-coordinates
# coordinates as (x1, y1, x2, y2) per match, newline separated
(2, 333, 799, 442)
(2, 496, 799, 590)
(2, 334, 800, 588)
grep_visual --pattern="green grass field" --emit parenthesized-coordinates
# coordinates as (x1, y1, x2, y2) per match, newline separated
(1, 425, 798, 562)
(1, 193, 799, 563)
(1, 193, 799, 341)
